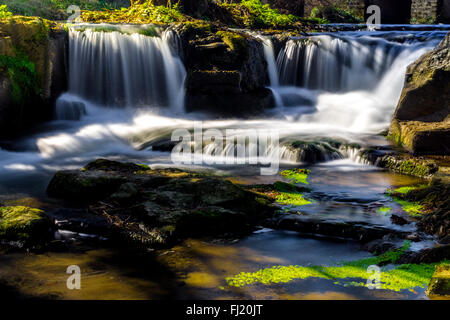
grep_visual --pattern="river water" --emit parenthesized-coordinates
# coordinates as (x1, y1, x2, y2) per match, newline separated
(0, 25, 447, 299)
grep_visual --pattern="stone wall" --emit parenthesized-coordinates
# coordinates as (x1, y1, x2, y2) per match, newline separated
(411, 0, 450, 24)
(411, 0, 440, 23)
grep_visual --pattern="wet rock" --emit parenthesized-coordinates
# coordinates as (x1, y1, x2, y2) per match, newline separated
(390, 214, 409, 226)
(283, 140, 342, 163)
(377, 154, 439, 178)
(397, 244, 450, 264)
(362, 239, 397, 255)
(269, 214, 408, 242)
(47, 170, 127, 202)
(389, 32, 450, 155)
(47, 159, 276, 248)
(426, 264, 450, 299)
(440, 235, 450, 245)
(412, 182, 450, 239)
(406, 232, 422, 242)
(184, 31, 274, 115)
(0, 206, 52, 243)
(49, 208, 110, 236)
(0, 17, 68, 138)
(109, 183, 139, 203)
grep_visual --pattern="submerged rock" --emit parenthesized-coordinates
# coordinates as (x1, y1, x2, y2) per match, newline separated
(47, 159, 276, 248)
(389, 32, 450, 155)
(268, 213, 409, 242)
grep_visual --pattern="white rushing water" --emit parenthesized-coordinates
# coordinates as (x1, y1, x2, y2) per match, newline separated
(0, 28, 447, 185)
(64, 27, 186, 112)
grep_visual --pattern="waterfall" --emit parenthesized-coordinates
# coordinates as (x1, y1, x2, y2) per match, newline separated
(276, 33, 444, 93)
(277, 35, 406, 92)
(64, 27, 186, 112)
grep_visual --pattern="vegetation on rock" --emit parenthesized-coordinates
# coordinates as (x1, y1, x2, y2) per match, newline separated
(47, 159, 276, 247)
(0, 5, 13, 19)
(0, 51, 40, 104)
(310, 5, 362, 23)
(0, 206, 51, 241)
(81, 0, 185, 24)
(281, 168, 310, 185)
(3, 0, 129, 20)
(226, 241, 449, 293)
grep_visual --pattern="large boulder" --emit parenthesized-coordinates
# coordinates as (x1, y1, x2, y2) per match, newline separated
(47, 159, 276, 247)
(183, 30, 274, 115)
(0, 206, 52, 243)
(0, 16, 67, 138)
(389, 32, 450, 155)
(426, 264, 450, 299)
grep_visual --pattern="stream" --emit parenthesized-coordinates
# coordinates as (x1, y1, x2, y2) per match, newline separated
(0, 25, 447, 299)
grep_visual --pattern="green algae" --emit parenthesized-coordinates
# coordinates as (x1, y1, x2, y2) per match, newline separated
(377, 207, 392, 215)
(275, 192, 311, 207)
(392, 198, 423, 217)
(225, 242, 446, 292)
(0, 206, 50, 240)
(216, 31, 247, 55)
(281, 169, 310, 185)
(388, 185, 428, 195)
(0, 51, 40, 104)
(0, 5, 13, 18)
(385, 185, 427, 217)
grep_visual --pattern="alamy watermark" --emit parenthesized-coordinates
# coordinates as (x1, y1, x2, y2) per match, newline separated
(367, 265, 381, 289)
(366, 5, 381, 29)
(66, 265, 81, 290)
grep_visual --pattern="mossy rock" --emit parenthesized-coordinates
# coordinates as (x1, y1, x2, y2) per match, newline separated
(427, 264, 450, 298)
(216, 30, 248, 56)
(47, 170, 127, 202)
(0, 206, 51, 241)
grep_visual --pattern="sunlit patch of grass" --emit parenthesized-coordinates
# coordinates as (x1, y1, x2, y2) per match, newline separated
(275, 192, 311, 207)
(385, 185, 426, 217)
(225, 242, 447, 292)
(387, 185, 427, 195)
(281, 169, 310, 185)
(392, 198, 423, 217)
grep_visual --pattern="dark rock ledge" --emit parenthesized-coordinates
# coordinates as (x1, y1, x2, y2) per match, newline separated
(46, 159, 276, 248)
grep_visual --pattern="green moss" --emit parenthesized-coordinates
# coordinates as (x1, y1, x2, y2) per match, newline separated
(392, 197, 423, 217)
(385, 185, 425, 217)
(216, 31, 246, 55)
(0, 206, 49, 240)
(0, 51, 40, 104)
(81, 1, 185, 24)
(2, 0, 129, 20)
(391, 185, 427, 195)
(382, 156, 433, 178)
(218, 0, 298, 29)
(275, 192, 311, 207)
(226, 242, 443, 292)
(377, 207, 392, 215)
(137, 164, 151, 170)
(0, 5, 13, 18)
(309, 5, 363, 23)
(181, 20, 212, 35)
(281, 168, 310, 185)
